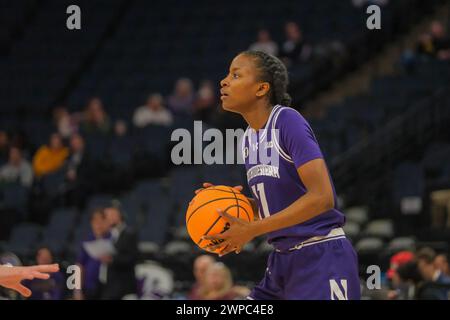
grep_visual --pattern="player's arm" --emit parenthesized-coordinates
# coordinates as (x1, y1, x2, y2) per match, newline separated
(204, 110, 335, 255)
(204, 159, 334, 254)
(250, 109, 334, 234)
(247, 197, 259, 221)
(251, 158, 334, 236)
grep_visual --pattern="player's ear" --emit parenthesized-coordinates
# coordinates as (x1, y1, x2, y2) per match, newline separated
(255, 82, 270, 98)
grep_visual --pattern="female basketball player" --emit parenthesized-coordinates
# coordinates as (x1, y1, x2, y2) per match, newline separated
(199, 51, 360, 300)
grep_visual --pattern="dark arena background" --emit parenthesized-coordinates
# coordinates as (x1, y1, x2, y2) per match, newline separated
(0, 0, 450, 303)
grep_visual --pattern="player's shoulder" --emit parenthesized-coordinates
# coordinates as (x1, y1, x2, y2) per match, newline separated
(272, 105, 308, 129)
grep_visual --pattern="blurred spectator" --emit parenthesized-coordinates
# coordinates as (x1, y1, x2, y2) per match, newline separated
(386, 251, 415, 300)
(22, 247, 65, 300)
(8, 131, 28, 153)
(133, 94, 173, 128)
(202, 262, 250, 300)
(194, 81, 217, 123)
(167, 78, 195, 115)
(65, 134, 88, 182)
(101, 205, 138, 299)
(387, 251, 415, 280)
(392, 261, 422, 300)
(430, 189, 450, 229)
(249, 29, 279, 56)
(81, 98, 111, 135)
(52, 106, 79, 139)
(416, 247, 450, 300)
(280, 22, 312, 67)
(0, 147, 33, 187)
(416, 21, 450, 60)
(64, 134, 91, 208)
(32, 133, 68, 178)
(114, 120, 128, 137)
(0, 130, 9, 165)
(75, 208, 111, 300)
(435, 254, 450, 277)
(188, 255, 215, 300)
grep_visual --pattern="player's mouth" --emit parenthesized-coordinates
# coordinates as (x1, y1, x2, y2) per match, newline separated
(220, 90, 229, 100)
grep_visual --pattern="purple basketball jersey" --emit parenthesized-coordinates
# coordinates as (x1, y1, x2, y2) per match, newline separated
(242, 105, 346, 251)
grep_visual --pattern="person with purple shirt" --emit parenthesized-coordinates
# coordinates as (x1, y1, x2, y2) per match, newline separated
(74, 208, 111, 300)
(200, 51, 360, 300)
(167, 78, 195, 116)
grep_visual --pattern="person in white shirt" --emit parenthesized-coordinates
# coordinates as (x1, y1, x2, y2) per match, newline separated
(0, 147, 33, 187)
(133, 93, 173, 128)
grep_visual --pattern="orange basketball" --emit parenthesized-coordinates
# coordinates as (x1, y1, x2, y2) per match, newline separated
(186, 185, 254, 253)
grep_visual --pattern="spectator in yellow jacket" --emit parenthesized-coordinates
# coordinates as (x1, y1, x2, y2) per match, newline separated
(32, 133, 69, 177)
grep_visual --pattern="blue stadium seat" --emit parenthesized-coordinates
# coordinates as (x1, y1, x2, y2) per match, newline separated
(392, 162, 425, 204)
(5, 223, 42, 258)
(41, 169, 66, 198)
(86, 193, 114, 211)
(0, 184, 29, 217)
(108, 136, 134, 166)
(139, 205, 171, 245)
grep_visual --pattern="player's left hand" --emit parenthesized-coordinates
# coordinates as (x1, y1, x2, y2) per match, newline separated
(202, 209, 256, 257)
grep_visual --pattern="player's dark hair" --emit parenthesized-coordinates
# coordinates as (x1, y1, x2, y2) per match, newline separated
(241, 50, 292, 107)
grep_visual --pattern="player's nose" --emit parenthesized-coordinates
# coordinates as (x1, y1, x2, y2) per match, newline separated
(220, 76, 229, 88)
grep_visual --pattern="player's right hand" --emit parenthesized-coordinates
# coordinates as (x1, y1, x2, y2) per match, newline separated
(194, 182, 243, 195)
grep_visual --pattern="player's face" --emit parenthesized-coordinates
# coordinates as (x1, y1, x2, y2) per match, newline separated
(220, 54, 262, 113)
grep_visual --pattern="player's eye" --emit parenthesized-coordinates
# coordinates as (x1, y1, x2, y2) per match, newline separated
(232, 73, 239, 79)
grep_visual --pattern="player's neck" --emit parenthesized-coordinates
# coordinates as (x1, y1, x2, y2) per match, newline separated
(241, 103, 273, 131)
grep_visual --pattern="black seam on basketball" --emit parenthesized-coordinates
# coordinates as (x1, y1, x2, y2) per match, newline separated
(196, 204, 235, 248)
(235, 204, 251, 221)
(197, 215, 222, 246)
(187, 196, 251, 223)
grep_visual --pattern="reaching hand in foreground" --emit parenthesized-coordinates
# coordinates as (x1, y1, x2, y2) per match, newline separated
(0, 264, 60, 297)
